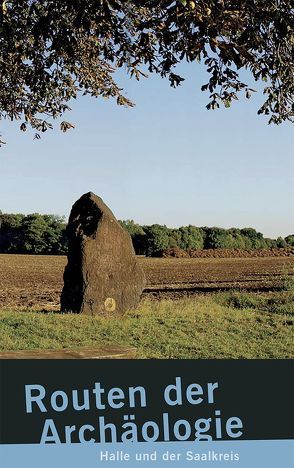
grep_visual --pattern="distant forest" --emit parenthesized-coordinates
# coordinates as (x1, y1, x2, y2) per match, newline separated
(0, 212, 293, 257)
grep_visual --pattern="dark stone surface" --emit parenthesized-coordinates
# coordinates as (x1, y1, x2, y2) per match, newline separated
(60, 192, 145, 315)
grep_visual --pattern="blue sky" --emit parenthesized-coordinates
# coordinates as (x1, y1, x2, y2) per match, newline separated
(0, 63, 293, 238)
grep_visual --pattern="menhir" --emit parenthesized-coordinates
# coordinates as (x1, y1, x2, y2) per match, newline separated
(60, 192, 146, 315)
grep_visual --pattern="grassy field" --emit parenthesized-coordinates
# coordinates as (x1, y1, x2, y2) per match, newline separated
(0, 292, 293, 358)
(0, 254, 293, 358)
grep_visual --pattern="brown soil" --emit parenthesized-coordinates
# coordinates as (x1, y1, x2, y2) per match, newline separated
(0, 254, 293, 310)
(162, 247, 294, 258)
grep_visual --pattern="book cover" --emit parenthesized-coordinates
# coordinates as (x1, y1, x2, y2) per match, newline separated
(0, 2, 293, 467)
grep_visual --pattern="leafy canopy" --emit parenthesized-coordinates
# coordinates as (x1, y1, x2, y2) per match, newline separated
(0, 0, 293, 143)
(1, 211, 293, 255)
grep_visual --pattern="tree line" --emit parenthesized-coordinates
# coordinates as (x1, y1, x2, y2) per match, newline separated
(0, 213, 68, 255)
(0, 212, 293, 257)
(120, 220, 294, 256)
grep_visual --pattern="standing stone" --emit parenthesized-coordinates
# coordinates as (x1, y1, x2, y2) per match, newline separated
(60, 192, 146, 315)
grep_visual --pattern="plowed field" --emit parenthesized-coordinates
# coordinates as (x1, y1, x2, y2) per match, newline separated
(0, 254, 293, 311)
